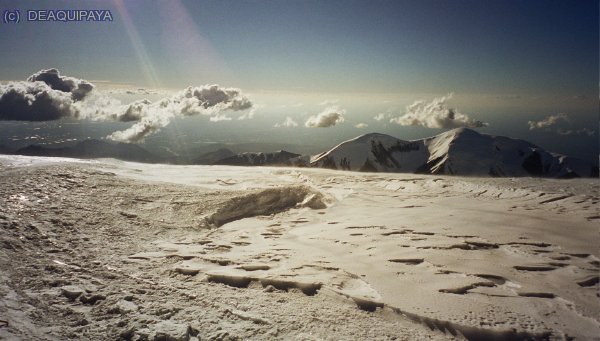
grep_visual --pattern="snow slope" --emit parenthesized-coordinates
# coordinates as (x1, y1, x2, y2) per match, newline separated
(0, 156, 598, 340)
(311, 128, 598, 177)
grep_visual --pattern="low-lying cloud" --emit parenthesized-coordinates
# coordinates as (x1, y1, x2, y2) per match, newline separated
(527, 113, 569, 130)
(528, 113, 595, 136)
(373, 113, 388, 121)
(106, 85, 253, 142)
(389, 93, 487, 129)
(209, 113, 232, 122)
(557, 128, 595, 136)
(305, 106, 345, 128)
(0, 69, 255, 142)
(274, 117, 298, 128)
(108, 116, 168, 143)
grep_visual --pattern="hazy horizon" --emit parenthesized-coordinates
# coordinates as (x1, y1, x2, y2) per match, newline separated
(0, 0, 598, 162)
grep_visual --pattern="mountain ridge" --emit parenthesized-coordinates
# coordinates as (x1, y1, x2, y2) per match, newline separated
(7, 128, 597, 178)
(14, 139, 161, 163)
(214, 150, 302, 166)
(310, 128, 598, 178)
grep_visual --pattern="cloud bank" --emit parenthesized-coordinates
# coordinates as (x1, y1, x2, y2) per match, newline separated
(389, 93, 487, 129)
(0, 81, 80, 121)
(305, 106, 345, 128)
(0, 69, 95, 121)
(0, 69, 255, 142)
(105, 85, 253, 142)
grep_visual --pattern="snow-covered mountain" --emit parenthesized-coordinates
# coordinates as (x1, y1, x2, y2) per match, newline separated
(214, 150, 302, 166)
(310, 128, 598, 178)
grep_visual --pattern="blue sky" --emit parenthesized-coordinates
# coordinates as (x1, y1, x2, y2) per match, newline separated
(0, 0, 598, 161)
(1, 0, 597, 95)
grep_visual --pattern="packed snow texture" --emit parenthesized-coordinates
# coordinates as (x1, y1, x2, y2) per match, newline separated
(0, 155, 598, 340)
(205, 186, 328, 227)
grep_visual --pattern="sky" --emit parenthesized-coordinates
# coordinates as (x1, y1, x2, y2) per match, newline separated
(0, 0, 598, 162)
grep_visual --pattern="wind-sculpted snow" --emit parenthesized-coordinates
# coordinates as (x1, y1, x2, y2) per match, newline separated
(0, 156, 598, 340)
(205, 185, 328, 227)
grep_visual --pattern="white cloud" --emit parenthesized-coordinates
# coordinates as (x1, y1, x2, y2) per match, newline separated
(527, 113, 569, 130)
(104, 87, 167, 96)
(355, 123, 368, 128)
(389, 93, 487, 129)
(27, 68, 94, 101)
(238, 103, 263, 120)
(274, 117, 298, 128)
(528, 113, 595, 136)
(305, 106, 345, 128)
(0, 69, 96, 121)
(171, 85, 252, 117)
(0, 69, 255, 143)
(108, 85, 252, 141)
(107, 115, 168, 143)
(209, 113, 232, 122)
(125, 88, 157, 95)
(237, 108, 255, 120)
(0, 81, 79, 121)
(373, 113, 388, 121)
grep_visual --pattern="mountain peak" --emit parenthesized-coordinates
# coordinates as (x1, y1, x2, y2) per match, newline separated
(310, 129, 597, 177)
(439, 127, 482, 138)
(352, 132, 396, 141)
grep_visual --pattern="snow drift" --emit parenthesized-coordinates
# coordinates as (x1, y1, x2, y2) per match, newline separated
(204, 185, 328, 227)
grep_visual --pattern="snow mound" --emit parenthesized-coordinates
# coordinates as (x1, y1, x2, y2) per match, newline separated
(205, 185, 328, 227)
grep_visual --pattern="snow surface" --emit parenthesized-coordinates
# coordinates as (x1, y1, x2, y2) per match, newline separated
(1, 155, 598, 340)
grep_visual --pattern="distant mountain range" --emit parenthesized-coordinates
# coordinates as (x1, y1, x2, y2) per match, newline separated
(310, 128, 598, 178)
(213, 150, 302, 166)
(14, 139, 160, 163)
(192, 148, 235, 165)
(5, 128, 598, 178)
